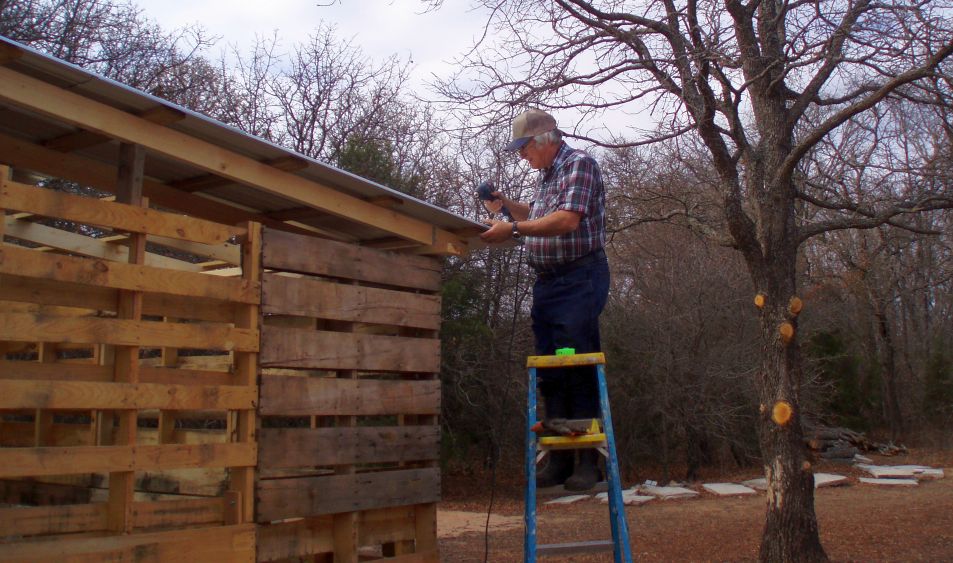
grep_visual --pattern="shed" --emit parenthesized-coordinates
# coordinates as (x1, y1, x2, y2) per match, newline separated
(0, 35, 484, 562)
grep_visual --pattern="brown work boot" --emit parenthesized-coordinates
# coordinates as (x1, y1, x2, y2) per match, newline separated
(564, 449, 601, 491)
(536, 450, 573, 488)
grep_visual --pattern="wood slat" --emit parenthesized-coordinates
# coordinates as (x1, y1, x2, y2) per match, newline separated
(0, 380, 256, 410)
(0, 245, 258, 304)
(259, 376, 440, 416)
(0, 132, 312, 239)
(255, 506, 421, 561)
(259, 328, 438, 372)
(0, 361, 234, 387)
(0, 443, 257, 478)
(257, 426, 439, 469)
(0, 177, 246, 245)
(0, 523, 255, 562)
(379, 552, 439, 563)
(262, 273, 441, 330)
(255, 467, 439, 522)
(0, 274, 240, 323)
(133, 497, 225, 529)
(262, 228, 441, 291)
(0, 502, 107, 537)
(4, 217, 204, 272)
(0, 313, 258, 352)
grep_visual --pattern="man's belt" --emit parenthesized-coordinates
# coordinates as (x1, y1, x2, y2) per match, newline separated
(533, 248, 605, 278)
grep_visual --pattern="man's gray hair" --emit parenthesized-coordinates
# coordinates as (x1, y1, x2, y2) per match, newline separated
(533, 129, 562, 146)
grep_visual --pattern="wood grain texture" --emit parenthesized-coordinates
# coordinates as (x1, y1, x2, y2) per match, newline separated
(262, 273, 441, 330)
(257, 426, 439, 469)
(258, 376, 440, 416)
(0, 443, 256, 478)
(260, 328, 438, 372)
(262, 228, 441, 291)
(0, 177, 246, 245)
(0, 380, 256, 410)
(0, 313, 258, 352)
(0, 245, 258, 304)
(255, 467, 439, 522)
(0, 523, 255, 562)
(0, 274, 240, 323)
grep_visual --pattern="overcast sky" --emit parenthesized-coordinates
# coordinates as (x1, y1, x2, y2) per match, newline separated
(136, 0, 485, 91)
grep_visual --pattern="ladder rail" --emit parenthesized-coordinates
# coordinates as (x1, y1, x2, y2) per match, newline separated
(525, 366, 540, 563)
(524, 356, 633, 563)
(597, 363, 633, 563)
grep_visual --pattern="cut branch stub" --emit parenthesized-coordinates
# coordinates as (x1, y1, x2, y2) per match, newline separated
(788, 296, 803, 316)
(754, 293, 766, 308)
(779, 322, 795, 344)
(772, 401, 793, 426)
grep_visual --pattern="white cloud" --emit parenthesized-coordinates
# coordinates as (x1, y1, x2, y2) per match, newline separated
(139, 0, 483, 89)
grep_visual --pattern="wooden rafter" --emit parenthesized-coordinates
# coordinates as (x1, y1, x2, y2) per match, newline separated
(0, 66, 467, 254)
(43, 106, 186, 153)
(171, 155, 309, 193)
(0, 132, 319, 238)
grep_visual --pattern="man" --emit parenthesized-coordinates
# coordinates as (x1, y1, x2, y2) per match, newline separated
(480, 108, 609, 491)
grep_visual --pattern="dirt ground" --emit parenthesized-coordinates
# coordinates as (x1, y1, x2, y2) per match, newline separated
(437, 448, 953, 562)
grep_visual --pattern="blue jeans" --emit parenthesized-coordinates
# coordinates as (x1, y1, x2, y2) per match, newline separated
(531, 250, 610, 418)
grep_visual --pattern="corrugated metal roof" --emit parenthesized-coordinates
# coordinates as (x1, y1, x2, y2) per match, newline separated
(0, 36, 487, 251)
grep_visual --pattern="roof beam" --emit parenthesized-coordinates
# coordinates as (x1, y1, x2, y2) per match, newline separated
(43, 106, 187, 153)
(0, 66, 465, 251)
(0, 132, 312, 236)
(171, 155, 309, 193)
(0, 42, 23, 66)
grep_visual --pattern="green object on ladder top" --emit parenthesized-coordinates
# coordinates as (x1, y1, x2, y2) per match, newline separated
(555, 347, 576, 356)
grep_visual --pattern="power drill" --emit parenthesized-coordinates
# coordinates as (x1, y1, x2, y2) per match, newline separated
(476, 180, 512, 220)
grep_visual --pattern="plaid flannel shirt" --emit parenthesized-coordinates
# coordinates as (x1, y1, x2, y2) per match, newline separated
(526, 142, 606, 270)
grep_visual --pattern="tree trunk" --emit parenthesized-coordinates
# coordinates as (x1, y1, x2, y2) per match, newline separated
(873, 308, 904, 439)
(754, 268, 828, 562)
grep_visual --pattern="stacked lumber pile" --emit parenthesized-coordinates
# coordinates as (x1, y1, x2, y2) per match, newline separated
(804, 426, 907, 462)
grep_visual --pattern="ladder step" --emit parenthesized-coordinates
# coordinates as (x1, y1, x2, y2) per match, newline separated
(538, 539, 615, 555)
(539, 433, 606, 448)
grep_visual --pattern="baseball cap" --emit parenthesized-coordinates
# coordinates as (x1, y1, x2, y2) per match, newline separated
(504, 108, 557, 152)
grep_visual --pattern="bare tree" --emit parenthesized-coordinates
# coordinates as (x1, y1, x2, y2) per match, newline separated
(426, 0, 953, 559)
(0, 0, 217, 101)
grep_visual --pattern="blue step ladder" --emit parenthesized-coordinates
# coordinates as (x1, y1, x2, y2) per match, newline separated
(524, 352, 633, 562)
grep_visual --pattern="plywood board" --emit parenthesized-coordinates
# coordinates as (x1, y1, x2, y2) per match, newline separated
(262, 273, 440, 330)
(257, 426, 439, 469)
(259, 328, 438, 372)
(262, 228, 441, 291)
(258, 376, 440, 416)
(255, 467, 439, 522)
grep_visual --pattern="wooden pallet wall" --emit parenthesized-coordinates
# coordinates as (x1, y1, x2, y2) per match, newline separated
(256, 227, 442, 563)
(0, 163, 258, 562)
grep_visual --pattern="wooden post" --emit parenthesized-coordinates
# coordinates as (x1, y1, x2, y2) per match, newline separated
(228, 221, 260, 525)
(0, 165, 8, 242)
(333, 315, 359, 563)
(33, 343, 58, 446)
(107, 142, 145, 533)
(414, 324, 440, 556)
(158, 325, 179, 445)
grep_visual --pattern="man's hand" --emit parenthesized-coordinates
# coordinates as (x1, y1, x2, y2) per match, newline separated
(479, 218, 514, 243)
(482, 191, 504, 216)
